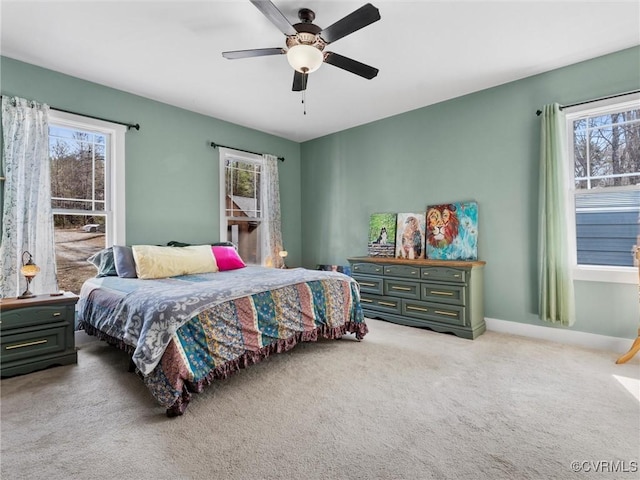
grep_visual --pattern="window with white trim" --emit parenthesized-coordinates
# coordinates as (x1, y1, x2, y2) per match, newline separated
(565, 93, 640, 284)
(219, 148, 264, 265)
(49, 111, 126, 293)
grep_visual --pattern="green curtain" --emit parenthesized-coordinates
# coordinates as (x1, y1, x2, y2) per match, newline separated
(538, 103, 575, 326)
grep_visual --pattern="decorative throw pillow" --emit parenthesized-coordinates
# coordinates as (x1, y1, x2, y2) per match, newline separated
(113, 245, 137, 278)
(212, 246, 246, 271)
(87, 247, 118, 277)
(132, 244, 218, 279)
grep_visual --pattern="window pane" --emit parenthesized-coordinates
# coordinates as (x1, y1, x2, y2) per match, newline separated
(226, 220, 261, 265)
(575, 189, 640, 267)
(50, 125, 107, 212)
(54, 214, 106, 294)
(573, 128, 587, 180)
(225, 160, 261, 218)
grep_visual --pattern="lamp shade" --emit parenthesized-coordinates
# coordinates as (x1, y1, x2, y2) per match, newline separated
(286, 45, 323, 73)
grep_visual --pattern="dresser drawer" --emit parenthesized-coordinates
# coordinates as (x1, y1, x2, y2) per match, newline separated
(360, 294, 401, 315)
(353, 275, 383, 295)
(1, 325, 67, 364)
(421, 267, 466, 283)
(351, 263, 384, 275)
(421, 283, 466, 306)
(402, 299, 466, 326)
(1, 305, 73, 330)
(384, 279, 420, 300)
(383, 265, 420, 279)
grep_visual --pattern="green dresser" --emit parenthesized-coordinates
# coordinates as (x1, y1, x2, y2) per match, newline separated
(348, 257, 486, 339)
(1, 293, 79, 377)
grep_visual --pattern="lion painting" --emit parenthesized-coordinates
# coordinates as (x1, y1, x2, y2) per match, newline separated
(427, 204, 460, 249)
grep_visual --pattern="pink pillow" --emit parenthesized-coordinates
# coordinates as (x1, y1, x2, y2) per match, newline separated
(212, 246, 246, 271)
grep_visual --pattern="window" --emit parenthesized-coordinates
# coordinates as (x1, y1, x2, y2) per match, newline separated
(565, 93, 640, 283)
(49, 111, 125, 293)
(219, 148, 264, 265)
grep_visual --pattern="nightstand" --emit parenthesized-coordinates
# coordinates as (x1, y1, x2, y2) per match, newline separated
(0, 292, 79, 377)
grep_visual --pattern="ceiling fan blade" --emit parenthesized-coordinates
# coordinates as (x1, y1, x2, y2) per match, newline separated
(250, 0, 297, 36)
(324, 52, 378, 79)
(292, 71, 308, 91)
(222, 48, 285, 59)
(320, 3, 380, 44)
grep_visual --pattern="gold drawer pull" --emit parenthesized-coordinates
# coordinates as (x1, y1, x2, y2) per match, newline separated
(360, 298, 373, 303)
(354, 266, 359, 270)
(378, 301, 397, 307)
(411, 271, 417, 275)
(391, 286, 412, 291)
(430, 290, 454, 296)
(359, 282, 376, 287)
(407, 305, 428, 312)
(435, 310, 458, 317)
(453, 274, 461, 278)
(6, 339, 48, 350)
(375, 268, 381, 272)
(52, 312, 61, 317)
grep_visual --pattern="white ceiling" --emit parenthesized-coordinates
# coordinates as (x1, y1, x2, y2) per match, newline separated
(1, 1, 639, 142)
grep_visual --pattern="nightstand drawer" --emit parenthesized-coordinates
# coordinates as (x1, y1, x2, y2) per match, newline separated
(383, 265, 420, 279)
(384, 279, 420, 300)
(421, 267, 466, 283)
(351, 263, 384, 275)
(1, 325, 67, 364)
(354, 275, 383, 295)
(402, 299, 465, 326)
(1, 305, 73, 329)
(421, 283, 466, 306)
(360, 294, 401, 315)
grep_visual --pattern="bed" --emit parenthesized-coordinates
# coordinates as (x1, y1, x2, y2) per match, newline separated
(78, 266, 367, 416)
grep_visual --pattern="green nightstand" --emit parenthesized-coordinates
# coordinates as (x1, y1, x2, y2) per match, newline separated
(1, 292, 79, 377)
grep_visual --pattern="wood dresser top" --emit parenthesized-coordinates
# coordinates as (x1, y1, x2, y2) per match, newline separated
(0, 292, 79, 311)
(348, 257, 486, 268)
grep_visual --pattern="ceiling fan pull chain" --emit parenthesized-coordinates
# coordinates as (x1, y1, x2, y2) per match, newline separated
(302, 90, 307, 115)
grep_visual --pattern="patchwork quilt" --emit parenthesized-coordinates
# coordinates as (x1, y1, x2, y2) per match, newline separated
(78, 267, 367, 415)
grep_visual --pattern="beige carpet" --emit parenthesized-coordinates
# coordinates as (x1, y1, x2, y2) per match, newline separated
(1, 319, 639, 480)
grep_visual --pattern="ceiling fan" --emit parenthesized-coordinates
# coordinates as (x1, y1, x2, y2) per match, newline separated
(222, 1, 381, 92)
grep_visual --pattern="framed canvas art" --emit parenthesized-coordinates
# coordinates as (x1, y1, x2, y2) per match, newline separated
(368, 213, 397, 257)
(426, 201, 478, 260)
(395, 213, 426, 259)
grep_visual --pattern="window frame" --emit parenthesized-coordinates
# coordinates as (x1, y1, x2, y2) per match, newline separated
(564, 92, 640, 284)
(218, 147, 265, 265)
(49, 110, 126, 247)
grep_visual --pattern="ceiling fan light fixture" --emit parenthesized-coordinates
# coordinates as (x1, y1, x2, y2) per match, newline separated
(286, 44, 323, 74)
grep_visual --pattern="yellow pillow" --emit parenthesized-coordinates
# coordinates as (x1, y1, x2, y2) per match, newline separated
(132, 245, 218, 279)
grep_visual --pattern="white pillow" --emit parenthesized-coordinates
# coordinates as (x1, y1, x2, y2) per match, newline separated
(132, 245, 218, 279)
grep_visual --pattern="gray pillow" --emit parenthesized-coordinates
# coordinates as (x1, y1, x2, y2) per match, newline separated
(87, 247, 117, 277)
(113, 245, 137, 278)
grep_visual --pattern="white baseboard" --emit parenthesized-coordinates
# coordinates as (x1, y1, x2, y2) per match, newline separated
(485, 317, 635, 354)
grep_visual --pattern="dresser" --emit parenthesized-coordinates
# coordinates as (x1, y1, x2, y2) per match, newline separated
(0, 293, 79, 377)
(348, 257, 486, 339)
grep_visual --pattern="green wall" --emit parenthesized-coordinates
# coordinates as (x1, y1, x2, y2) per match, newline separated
(300, 46, 640, 339)
(2, 48, 639, 340)
(0, 56, 302, 267)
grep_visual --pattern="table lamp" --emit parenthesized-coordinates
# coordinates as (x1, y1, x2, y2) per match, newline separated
(278, 250, 288, 269)
(18, 251, 40, 299)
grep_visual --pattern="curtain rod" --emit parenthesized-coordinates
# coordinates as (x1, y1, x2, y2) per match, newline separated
(535, 89, 640, 116)
(0, 94, 140, 130)
(210, 142, 284, 162)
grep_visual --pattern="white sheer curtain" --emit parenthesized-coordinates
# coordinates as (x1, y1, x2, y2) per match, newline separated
(538, 103, 575, 326)
(0, 96, 58, 297)
(261, 154, 284, 268)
